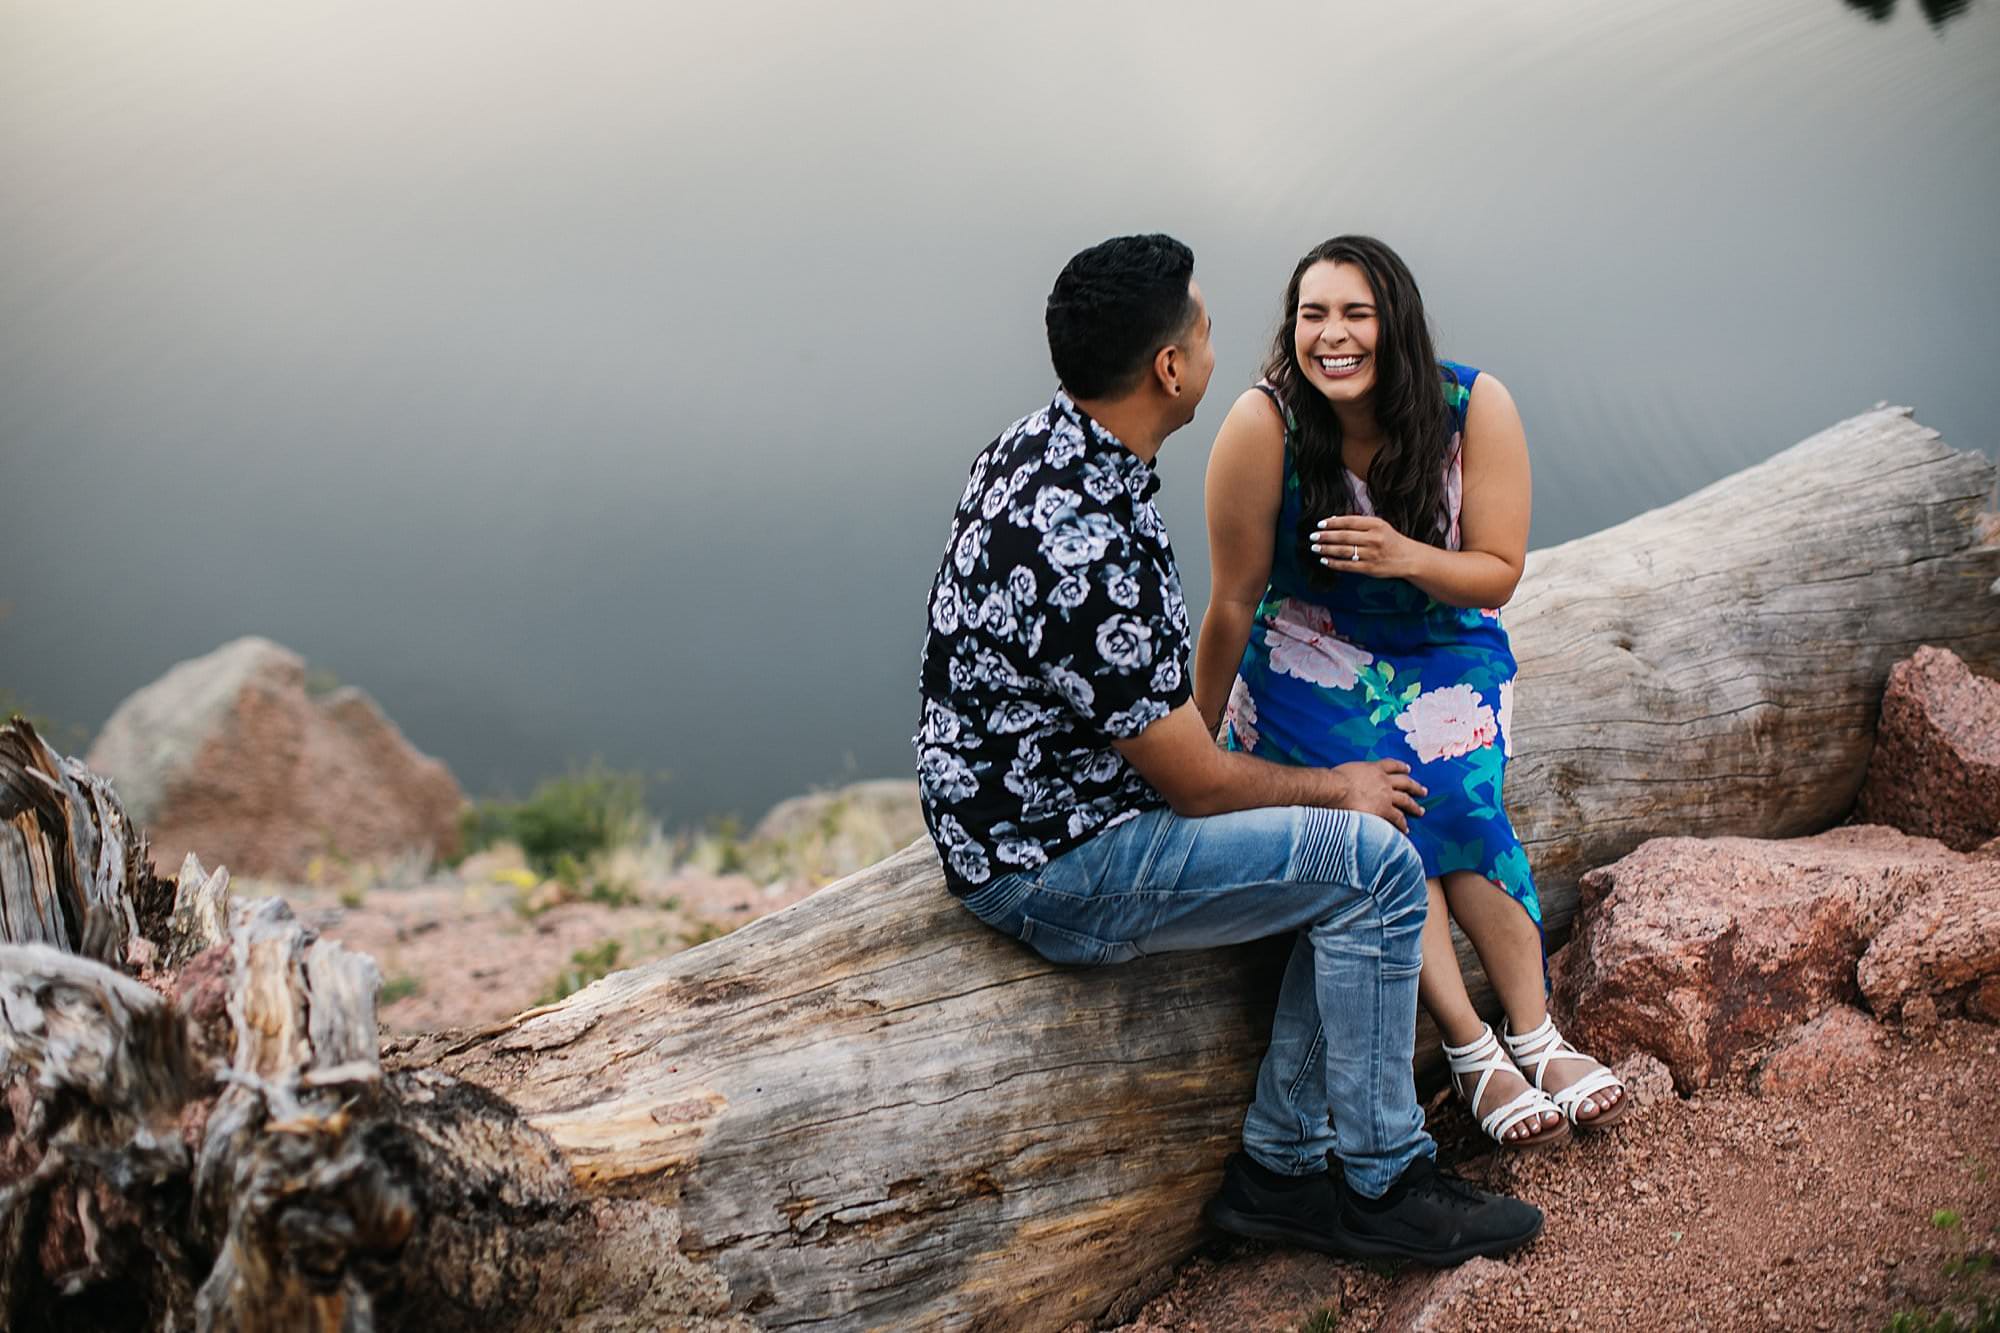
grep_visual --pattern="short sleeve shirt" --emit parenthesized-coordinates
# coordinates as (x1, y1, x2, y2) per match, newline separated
(915, 389, 1193, 895)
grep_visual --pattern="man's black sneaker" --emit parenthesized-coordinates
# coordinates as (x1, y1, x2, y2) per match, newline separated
(1202, 1152, 1350, 1256)
(1337, 1155, 1543, 1266)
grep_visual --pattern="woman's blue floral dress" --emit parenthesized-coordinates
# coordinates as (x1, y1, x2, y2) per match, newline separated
(1222, 361, 1540, 929)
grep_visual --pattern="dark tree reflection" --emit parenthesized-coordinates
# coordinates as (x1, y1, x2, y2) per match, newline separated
(1845, 0, 1974, 29)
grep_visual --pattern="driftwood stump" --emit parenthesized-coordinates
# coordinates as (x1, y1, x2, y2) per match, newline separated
(3, 408, 1997, 1330)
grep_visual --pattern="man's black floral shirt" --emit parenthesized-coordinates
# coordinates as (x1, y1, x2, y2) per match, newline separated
(916, 389, 1192, 896)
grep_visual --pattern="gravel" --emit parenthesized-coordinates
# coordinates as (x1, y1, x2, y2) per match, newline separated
(1106, 1019, 2000, 1332)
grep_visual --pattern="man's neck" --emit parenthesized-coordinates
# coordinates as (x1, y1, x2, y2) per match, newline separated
(1067, 392, 1168, 465)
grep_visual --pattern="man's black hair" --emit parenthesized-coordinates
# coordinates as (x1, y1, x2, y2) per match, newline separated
(1045, 234, 1197, 400)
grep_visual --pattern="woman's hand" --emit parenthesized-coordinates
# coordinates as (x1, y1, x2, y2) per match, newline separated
(1310, 515, 1428, 580)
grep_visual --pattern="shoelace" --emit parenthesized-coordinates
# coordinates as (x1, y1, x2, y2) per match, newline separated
(1404, 1160, 1490, 1211)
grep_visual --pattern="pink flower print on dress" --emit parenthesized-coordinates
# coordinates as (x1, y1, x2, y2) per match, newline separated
(1265, 598, 1375, 690)
(1395, 683, 1499, 764)
(1223, 675, 1260, 752)
(1497, 679, 1515, 759)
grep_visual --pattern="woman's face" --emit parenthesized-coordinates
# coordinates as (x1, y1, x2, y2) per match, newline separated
(1292, 260, 1380, 408)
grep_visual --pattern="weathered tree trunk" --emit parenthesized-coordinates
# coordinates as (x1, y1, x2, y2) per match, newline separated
(3, 408, 1997, 1331)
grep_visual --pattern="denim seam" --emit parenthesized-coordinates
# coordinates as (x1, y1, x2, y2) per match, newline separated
(1128, 810, 1178, 887)
(1285, 1022, 1326, 1171)
(1290, 809, 1348, 885)
(961, 872, 1035, 925)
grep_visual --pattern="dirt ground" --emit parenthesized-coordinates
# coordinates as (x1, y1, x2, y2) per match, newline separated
(1104, 1020, 1999, 1333)
(267, 859, 822, 1033)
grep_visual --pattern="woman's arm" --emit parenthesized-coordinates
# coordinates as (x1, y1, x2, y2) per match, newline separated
(1311, 373, 1532, 609)
(1194, 389, 1286, 734)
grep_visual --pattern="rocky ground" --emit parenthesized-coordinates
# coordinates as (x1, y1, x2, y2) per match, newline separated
(270, 856, 824, 1033)
(249, 778, 929, 1033)
(1100, 1022, 1998, 1332)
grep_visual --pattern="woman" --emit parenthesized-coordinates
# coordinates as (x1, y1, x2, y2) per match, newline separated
(1193, 236, 1626, 1148)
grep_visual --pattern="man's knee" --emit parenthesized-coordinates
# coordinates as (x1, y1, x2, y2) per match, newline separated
(1354, 813, 1427, 913)
(1291, 808, 1423, 899)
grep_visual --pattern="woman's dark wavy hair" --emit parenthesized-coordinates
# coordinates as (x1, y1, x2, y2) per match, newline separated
(1261, 236, 1455, 577)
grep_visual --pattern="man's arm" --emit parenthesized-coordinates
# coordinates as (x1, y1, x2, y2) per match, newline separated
(1113, 701, 1426, 831)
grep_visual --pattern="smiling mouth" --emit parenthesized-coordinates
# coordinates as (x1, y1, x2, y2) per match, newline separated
(1316, 354, 1364, 377)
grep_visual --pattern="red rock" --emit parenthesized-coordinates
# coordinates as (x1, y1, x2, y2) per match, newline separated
(1971, 977, 2000, 1022)
(87, 638, 463, 880)
(1612, 1052, 1676, 1111)
(1755, 1007, 1886, 1096)
(1857, 865, 2000, 1023)
(1377, 1256, 1515, 1332)
(1549, 826, 1967, 1091)
(1854, 646, 2000, 853)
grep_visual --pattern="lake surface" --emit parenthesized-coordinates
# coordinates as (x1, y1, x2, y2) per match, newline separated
(3, 0, 1995, 825)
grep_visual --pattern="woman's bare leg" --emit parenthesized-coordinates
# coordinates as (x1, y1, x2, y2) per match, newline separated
(1418, 877, 1563, 1142)
(1442, 870, 1624, 1123)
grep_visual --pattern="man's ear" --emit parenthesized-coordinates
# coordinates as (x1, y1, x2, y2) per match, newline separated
(1153, 343, 1183, 398)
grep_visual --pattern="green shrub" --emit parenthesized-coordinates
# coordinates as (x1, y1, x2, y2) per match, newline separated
(682, 919, 732, 948)
(379, 974, 422, 1004)
(303, 665, 342, 698)
(462, 765, 648, 877)
(538, 939, 623, 1005)
(1886, 1300, 1998, 1333)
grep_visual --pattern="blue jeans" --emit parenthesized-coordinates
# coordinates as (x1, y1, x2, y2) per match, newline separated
(958, 803, 1433, 1198)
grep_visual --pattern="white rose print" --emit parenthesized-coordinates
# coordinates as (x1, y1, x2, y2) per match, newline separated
(1265, 598, 1374, 690)
(1394, 683, 1499, 764)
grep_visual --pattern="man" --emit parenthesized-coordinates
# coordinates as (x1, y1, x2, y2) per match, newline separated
(914, 233, 1542, 1264)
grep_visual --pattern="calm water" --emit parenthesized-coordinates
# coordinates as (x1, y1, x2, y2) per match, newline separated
(3, 0, 1995, 824)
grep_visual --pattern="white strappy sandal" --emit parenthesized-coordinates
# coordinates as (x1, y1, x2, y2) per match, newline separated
(1503, 1014, 1630, 1130)
(1442, 1024, 1571, 1150)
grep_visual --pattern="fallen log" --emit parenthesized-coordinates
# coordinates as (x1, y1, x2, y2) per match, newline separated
(2, 408, 1997, 1331)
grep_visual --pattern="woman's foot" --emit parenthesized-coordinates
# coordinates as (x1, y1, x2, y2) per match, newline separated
(1502, 1014, 1629, 1128)
(1442, 1024, 1568, 1148)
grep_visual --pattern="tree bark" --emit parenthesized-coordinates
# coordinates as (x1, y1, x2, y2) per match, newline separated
(3, 408, 1997, 1331)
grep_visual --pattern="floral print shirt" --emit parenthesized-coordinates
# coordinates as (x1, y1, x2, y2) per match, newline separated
(916, 390, 1192, 895)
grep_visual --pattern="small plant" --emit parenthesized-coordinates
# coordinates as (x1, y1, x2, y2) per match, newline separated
(1299, 1308, 1341, 1333)
(379, 973, 421, 1005)
(1885, 1300, 1998, 1333)
(462, 765, 648, 879)
(1888, 1200, 1998, 1333)
(338, 885, 366, 910)
(682, 919, 732, 948)
(1947, 1255, 1995, 1282)
(710, 815, 747, 875)
(585, 876, 638, 909)
(303, 665, 342, 698)
(538, 939, 623, 1005)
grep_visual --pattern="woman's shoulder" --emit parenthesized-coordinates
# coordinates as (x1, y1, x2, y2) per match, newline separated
(1437, 359, 1481, 410)
(1212, 386, 1289, 462)
(1440, 360, 1512, 437)
(1236, 381, 1291, 432)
